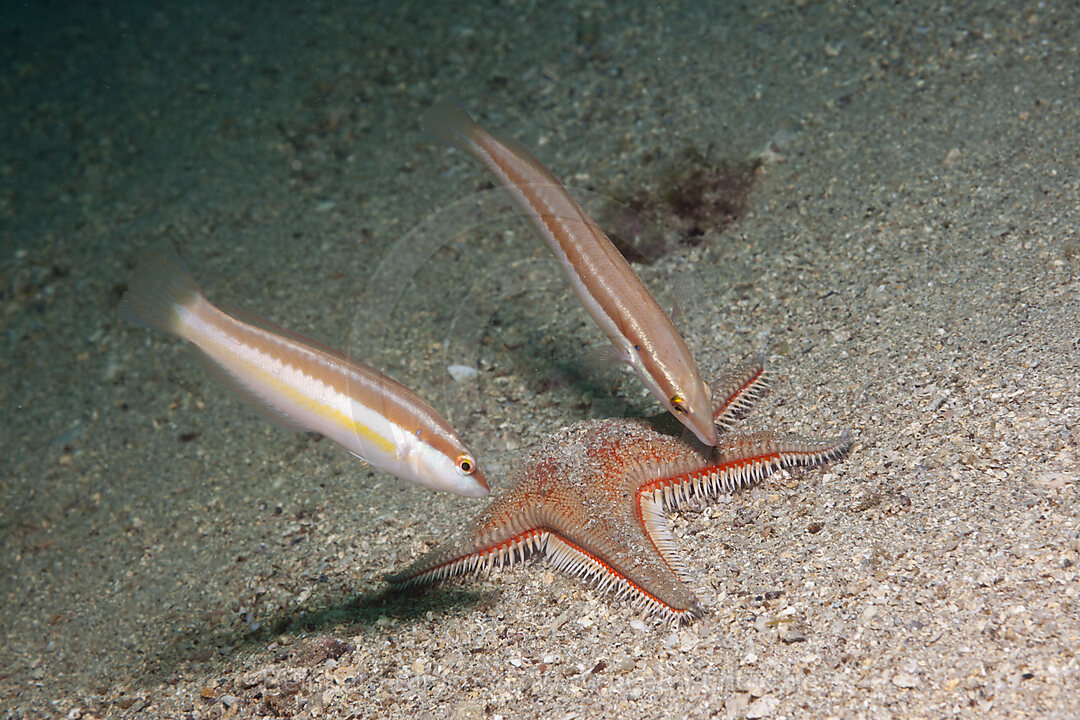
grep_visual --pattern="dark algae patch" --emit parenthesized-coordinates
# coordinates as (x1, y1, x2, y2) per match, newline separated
(604, 145, 759, 264)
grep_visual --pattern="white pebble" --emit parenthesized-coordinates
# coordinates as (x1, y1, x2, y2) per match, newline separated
(745, 695, 778, 718)
(447, 364, 479, 382)
(891, 672, 920, 689)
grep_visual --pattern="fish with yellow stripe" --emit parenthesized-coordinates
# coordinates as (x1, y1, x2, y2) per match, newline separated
(120, 244, 489, 497)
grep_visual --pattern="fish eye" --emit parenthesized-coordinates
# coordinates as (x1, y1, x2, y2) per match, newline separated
(670, 395, 688, 413)
(456, 454, 475, 475)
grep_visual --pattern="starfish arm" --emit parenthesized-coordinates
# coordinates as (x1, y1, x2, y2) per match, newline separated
(385, 508, 548, 587)
(711, 357, 770, 429)
(637, 492, 696, 585)
(641, 430, 851, 513)
(619, 455, 709, 587)
(542, 533, 705, 624)
(627, 429, 850, 614)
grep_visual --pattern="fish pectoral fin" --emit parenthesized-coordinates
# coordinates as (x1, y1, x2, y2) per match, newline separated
(584, 344, 629, 377)
(669, 295, 684, 328)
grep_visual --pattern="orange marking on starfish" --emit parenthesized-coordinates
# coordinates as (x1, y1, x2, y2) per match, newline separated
(387, 357, 851, 624)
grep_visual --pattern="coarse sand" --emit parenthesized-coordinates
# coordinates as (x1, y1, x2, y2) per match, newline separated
(2, 1, 1078, 718)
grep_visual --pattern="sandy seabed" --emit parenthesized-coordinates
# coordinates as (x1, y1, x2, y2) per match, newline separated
(2, 1, 1078, 718)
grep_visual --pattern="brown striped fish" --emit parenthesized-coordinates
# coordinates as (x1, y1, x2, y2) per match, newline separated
(424, 102, 719, 446)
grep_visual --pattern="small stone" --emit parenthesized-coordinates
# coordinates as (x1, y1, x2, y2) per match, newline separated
(741, 678, 768, 698)
(447, 364, 479, 382)
(745, 695, 778, 718)
(240, 669, 267, 688)
(891, 672, 920, 689)
(1034, 471, 1074, 489)
(777, 617, 808, 643)
(678, 632, 700, 653)
(733, 507, 760, 528)
(452, 699, 484, 720)
(220, 694, 239, 708)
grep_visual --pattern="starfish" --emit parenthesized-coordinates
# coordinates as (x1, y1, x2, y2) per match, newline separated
(386, 358, 850, 623)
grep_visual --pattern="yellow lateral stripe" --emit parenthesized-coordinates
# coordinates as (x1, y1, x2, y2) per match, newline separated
(238, 350, 398, 456)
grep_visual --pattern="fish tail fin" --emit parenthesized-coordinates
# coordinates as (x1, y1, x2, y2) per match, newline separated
(423, 99, 567, 200)
(119, 243, 205, 338)
(422, 99, 489, 162)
